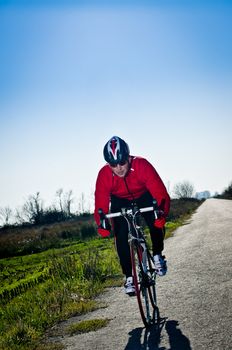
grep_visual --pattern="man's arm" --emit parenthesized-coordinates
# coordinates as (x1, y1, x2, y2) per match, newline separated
(94, 167, 111, 227)
(141, 158, 170, 217)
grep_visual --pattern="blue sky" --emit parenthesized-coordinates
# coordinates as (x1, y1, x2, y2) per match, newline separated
(0, 0, 232, 218)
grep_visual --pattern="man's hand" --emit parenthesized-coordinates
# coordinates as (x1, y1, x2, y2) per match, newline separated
(98, 227, 111, 238)
(154, 217, 166, 229)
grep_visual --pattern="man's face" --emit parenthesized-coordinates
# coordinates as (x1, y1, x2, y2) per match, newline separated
(109, 160, 129, 178)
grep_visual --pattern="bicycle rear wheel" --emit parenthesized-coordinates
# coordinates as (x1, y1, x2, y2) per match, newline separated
(131, 243, 159, 327)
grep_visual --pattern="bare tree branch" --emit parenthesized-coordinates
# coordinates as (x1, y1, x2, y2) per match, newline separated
(0, 206, 13, 226)
(173, 181, 195, 199)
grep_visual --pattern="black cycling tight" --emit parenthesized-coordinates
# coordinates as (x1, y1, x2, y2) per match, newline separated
(110, 192, 165, 278)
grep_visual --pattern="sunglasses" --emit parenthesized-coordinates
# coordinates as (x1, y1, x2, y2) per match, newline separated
(109, 160, 128, 168)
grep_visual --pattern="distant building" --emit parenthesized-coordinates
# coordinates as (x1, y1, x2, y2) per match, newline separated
(195, 191, 211, 200)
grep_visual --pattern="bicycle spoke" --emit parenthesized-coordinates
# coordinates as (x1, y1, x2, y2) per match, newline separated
(131, 243, 159, 327)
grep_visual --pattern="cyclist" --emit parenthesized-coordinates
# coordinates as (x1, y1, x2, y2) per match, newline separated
(94, 136, 170, 295)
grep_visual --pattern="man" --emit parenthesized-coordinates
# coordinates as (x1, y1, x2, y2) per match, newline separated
(94, 136, 170, 295)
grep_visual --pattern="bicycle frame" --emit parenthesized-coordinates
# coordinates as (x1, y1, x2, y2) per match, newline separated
(100, 203, 160, 327)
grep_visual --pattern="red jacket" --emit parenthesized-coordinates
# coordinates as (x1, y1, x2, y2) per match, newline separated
(94, 156, 170, 226)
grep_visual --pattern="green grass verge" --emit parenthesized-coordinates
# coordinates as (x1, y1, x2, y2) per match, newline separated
(66, 318, 111, 335)
(0, 237, 121, 350)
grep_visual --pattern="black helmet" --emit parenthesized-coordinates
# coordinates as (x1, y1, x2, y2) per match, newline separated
(103, 136, 130, 165)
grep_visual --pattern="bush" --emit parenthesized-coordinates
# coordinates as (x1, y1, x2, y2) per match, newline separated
(167, 198, 203, 222)
(219, 182, 232, 199)
(0, 218, 98, 259)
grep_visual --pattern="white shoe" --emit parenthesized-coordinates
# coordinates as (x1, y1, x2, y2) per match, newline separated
(124, 277, 136, 295)
(154, 255, 167, 276)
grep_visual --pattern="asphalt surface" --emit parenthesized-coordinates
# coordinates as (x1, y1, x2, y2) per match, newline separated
(50, 199, 232, 350)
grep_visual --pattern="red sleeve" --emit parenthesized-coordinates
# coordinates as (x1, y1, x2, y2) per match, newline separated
(139, 159, 170, 217)
(94, 166, 112, 226)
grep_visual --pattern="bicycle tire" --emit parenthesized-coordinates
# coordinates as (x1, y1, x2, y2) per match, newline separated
(131, 242, 159, 327)
(147, 250, 160, 324)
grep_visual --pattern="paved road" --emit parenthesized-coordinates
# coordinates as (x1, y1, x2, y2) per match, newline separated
(52, 199, 232, 350)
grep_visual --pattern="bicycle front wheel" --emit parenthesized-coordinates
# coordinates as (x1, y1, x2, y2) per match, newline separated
(130, 243, 159, 327)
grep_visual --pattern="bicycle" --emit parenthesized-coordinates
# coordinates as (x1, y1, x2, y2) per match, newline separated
(99, 199, 162, 328)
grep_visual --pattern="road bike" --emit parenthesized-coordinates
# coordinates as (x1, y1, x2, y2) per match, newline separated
(99, 200, 161, 328)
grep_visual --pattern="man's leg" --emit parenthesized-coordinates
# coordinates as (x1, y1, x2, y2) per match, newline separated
(136, 192, 167, 275)
(110, 196, 132, 278)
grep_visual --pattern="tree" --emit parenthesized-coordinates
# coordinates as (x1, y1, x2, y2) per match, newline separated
(15, 207, 26, 225)
(22, 192, 44, 224)
(221, 181, 232, 199)
(0, 206, 13, 226)
(56, 188, 74, 217)
(64, 190, 74, 217)
(173, 181, 195, 199)
(78, 192, 87, 214)
(56, 188, 64, 213)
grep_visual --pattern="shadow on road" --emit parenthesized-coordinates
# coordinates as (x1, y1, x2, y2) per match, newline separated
(165, 320, 192, 350)
(124, 319, 192, 350)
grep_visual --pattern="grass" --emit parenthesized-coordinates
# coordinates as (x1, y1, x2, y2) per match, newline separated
(0, 239, 120, 302)
(66, 318, 111, 335)
(0, 238, 121, 350)
(0, 218, 97, 258)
